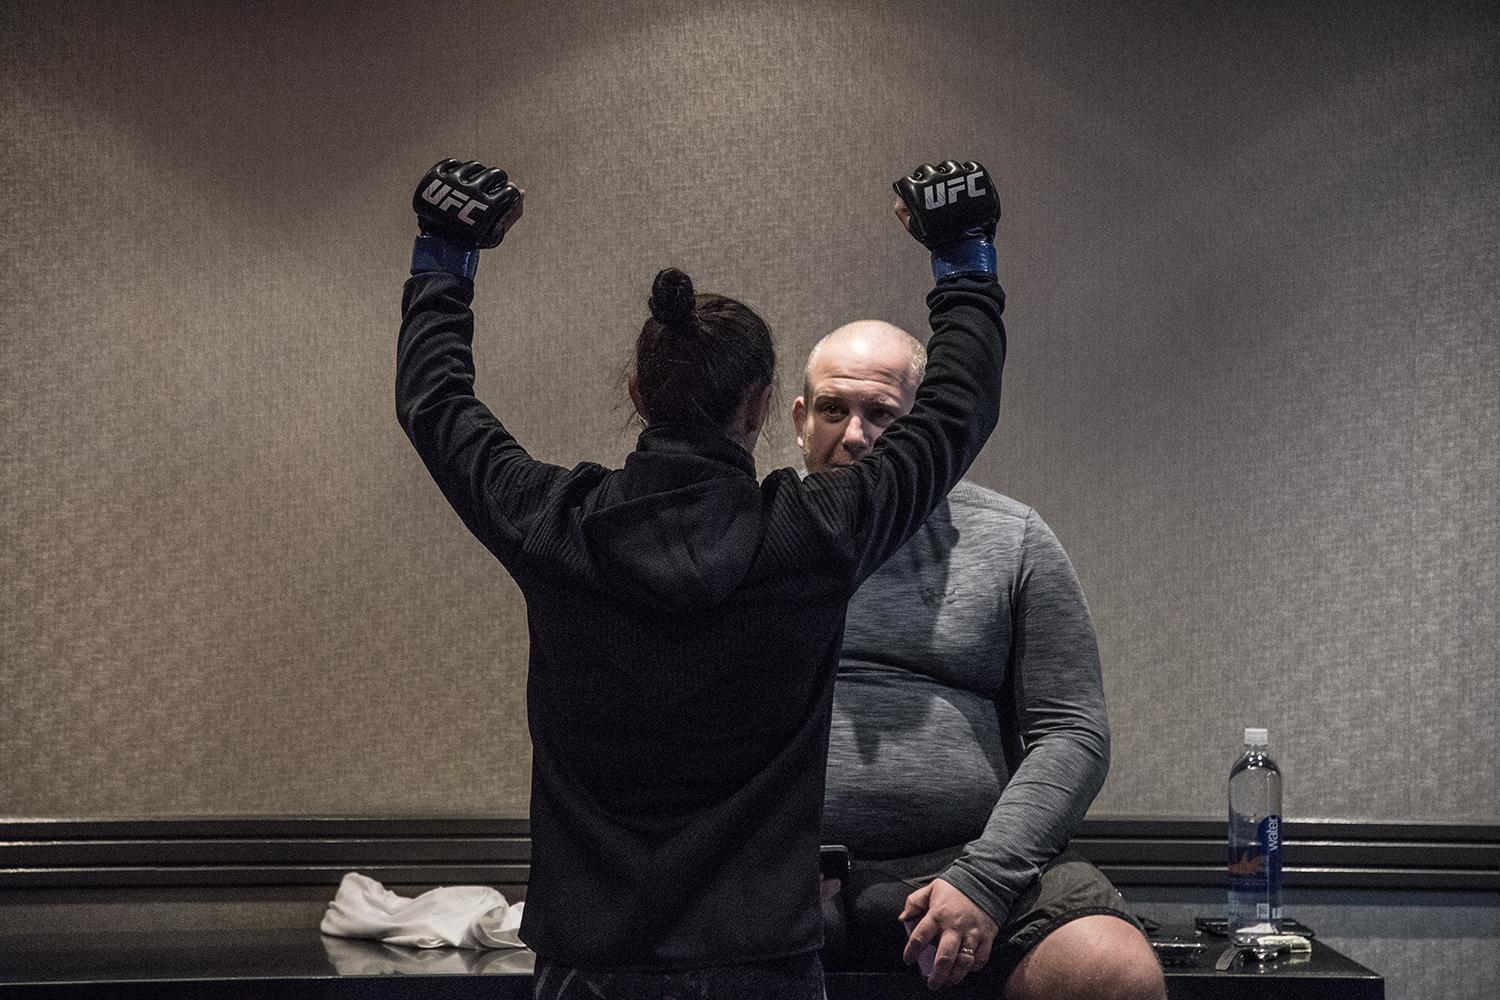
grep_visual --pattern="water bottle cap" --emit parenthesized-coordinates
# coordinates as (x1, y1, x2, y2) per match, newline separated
(1244, 727, 1269, 746)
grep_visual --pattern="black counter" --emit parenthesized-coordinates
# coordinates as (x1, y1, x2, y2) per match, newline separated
(0, 926, 1383, 999)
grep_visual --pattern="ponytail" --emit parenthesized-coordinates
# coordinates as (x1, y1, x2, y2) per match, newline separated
(632, 268, 775, 432)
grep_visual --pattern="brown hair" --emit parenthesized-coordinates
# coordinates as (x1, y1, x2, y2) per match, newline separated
(630, 268, 775, 432)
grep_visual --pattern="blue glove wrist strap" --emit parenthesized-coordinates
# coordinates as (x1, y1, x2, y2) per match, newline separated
(411, 234, 480, 280)
(931, 235, 996, 282)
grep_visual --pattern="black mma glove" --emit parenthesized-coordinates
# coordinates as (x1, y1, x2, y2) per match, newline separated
(893, 160, 1000, 281)
(409, 159, 523, 279)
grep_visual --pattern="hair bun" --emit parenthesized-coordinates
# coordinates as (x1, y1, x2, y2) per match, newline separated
(649, 268, 697, 332)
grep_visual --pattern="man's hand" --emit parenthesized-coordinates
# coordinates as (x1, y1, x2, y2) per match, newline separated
(412, 159, 524, 250)
(900, 878, 1000, 991)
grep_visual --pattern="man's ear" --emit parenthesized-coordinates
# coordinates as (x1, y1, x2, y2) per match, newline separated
(792, 395, 807, 449)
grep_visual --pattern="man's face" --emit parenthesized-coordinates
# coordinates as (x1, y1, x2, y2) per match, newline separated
(794, 326, 919, 473)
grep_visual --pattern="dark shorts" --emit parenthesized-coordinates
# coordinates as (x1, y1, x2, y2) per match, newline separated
(822, 845, 1145, 992)
(533, 951, 825, 1000)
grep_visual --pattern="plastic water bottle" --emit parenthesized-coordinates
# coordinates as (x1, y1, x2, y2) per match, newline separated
(1227, 727, 1282, 944)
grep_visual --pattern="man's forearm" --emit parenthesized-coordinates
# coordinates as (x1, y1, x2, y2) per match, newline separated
(942, 725, 1108, 922)
(943, 510, 1110, 922)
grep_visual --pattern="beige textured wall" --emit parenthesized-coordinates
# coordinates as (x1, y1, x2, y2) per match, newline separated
(2, 1, 1495, 821)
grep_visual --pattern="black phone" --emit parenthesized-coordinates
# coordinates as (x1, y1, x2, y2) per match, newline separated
(1194, 916, 1315, 938)
(820, 844, 850, 882)
(1149, 937, 1204, 967)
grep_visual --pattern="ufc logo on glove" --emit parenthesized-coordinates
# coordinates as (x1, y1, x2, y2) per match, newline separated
(419, 180, 491, 225)
(922, 171, 989, 209)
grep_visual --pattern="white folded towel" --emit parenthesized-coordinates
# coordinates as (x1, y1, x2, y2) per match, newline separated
(320, 934, 536, 975)
(320, 871, 526, 949)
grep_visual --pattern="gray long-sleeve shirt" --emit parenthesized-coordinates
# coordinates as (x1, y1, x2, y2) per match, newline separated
(821, 480, 1109, 923)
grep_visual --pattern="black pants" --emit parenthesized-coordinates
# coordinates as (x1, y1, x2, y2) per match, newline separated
(824, 846, 1145, 991)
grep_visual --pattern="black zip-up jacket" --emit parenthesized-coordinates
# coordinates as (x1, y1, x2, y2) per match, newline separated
(396, 269, 1005, 971)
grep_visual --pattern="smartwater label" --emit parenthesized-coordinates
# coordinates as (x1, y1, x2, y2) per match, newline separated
(1228, 814, 1282, 916)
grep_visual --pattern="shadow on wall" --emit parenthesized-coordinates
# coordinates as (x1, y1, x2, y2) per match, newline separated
(8, 1, 701, 235)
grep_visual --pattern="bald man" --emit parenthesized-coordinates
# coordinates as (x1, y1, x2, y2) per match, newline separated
(799, 322, 1165, 999)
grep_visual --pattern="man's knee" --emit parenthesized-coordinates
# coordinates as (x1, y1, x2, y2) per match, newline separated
(1004, 914, 1166, 1000)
